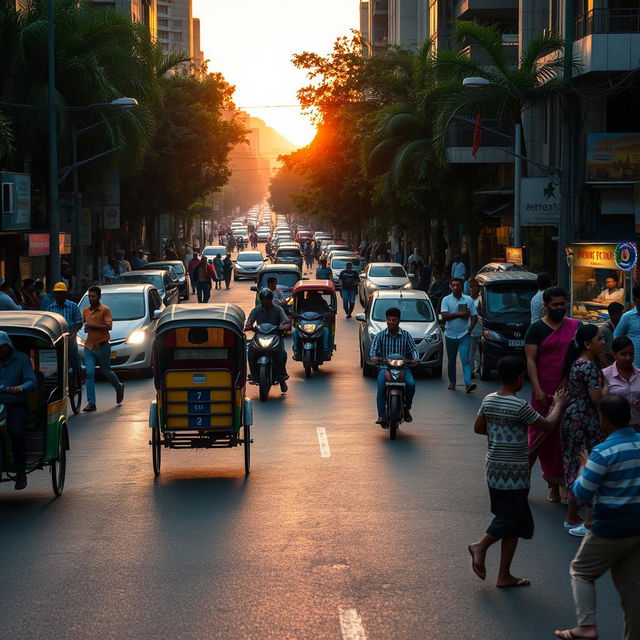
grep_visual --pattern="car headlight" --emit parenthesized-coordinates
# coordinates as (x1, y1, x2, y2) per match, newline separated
(482, 329, 503, 343)
(126, 329, 147, 345)
(257, 336, 275, 348)
(402, 282, 412, 289)
(425, 331, 441, 343)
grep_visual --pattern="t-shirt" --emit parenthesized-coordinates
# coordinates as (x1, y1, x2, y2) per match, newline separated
(478, 393, 541, 490)
(441, 293, 477, 339)
(524, 319, 555, 346)
(339, 269, 359, 290)
(530, 290, 544, 321)
(246, 304, 288, 328)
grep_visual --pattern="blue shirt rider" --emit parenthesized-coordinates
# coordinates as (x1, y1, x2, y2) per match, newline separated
(292, 291, 332, 360)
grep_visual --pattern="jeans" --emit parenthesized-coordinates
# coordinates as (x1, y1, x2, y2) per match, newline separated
(196, 281, 211, 303)
(376, 368, 415, 416)
(445, 334, 472, 386)
(293, 326, 330, 353)
(469, 335, 481, 374)
(341, 288, 356, 315)
(84, 343, 123, 405)
(248, 341, 287, 381)
(5, 403, 28, 471)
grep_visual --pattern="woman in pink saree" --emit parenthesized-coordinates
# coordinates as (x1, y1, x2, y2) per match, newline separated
(524, 288, 579, 501)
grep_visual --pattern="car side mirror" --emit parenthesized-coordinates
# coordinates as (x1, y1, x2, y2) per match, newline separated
(153, 309, 162, 319)
(359, 273, 366, 279)
(250, 286, 257, 291)
(355, 313, 366, 322)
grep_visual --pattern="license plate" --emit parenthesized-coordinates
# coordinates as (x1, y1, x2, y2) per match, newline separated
(508, 340, 525, 347)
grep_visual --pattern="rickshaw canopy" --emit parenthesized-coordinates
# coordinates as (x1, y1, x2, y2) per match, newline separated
(0, 311, 69, 345)
(292, 280, 336, 294)
(155, 303, 245, 338)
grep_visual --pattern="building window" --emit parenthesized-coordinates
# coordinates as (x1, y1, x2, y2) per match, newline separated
(173, 20, 182, 28)
(172, 32, 182, 42)
(158, 18, 168, 27)
(158, 5, 168, 14)
(158, 30, 169, 40)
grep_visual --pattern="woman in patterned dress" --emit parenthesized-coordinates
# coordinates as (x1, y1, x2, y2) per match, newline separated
(560, 324, 605, 536)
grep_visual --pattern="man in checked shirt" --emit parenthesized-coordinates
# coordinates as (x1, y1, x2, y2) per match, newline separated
(369, 306, 420, 427)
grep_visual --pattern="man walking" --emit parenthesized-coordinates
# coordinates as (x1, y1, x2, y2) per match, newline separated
(451, 255, 466, 280)
(530, 272, 551, 321)
(441, 277, 477, 393)
(187, 250, 200, 296)
(192, 255, 216, 303)
(46, 282, 82, 377)
(614, 285, 640, 367)
(338, 261, 359, 318)
(82, 286, 124, 412)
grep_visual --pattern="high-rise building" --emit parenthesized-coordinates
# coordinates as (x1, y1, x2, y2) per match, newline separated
(192, 17, 205, 77)
(90, 0, 157, 37)
(157, 0, 193, 72)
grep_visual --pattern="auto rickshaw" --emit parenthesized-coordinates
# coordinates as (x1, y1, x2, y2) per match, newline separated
(0, 312, 70, 495)
(291, 280, 337, 377)
(250, 263, 303, 311)
(148, 303, 253, 476)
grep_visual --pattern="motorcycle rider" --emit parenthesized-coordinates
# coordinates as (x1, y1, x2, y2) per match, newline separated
(244, 288, 291, 392)
(369, 306, 420, 427)
(292, 290, 332, 361)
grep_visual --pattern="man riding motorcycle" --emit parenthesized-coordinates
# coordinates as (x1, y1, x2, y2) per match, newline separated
(244, 288, 291, 392)
(369, 306, 420, 426)
(292, 290, 332, 361)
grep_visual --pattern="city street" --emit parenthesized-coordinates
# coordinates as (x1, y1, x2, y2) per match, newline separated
(0, 274, 623, 640)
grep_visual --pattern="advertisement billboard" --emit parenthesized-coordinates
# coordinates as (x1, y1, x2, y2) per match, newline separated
(520, 176, 561, 226)
(586, 133, 640, 182)
(1, 172, 31, 231)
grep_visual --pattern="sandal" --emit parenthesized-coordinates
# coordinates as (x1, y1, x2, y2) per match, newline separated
(554, 630, 598, 639)
(496, 577, 530, 588)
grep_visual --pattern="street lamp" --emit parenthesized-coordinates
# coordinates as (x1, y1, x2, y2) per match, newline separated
(462, 77, 523, 249)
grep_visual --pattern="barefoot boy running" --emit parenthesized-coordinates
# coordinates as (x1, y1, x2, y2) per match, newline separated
(469, 356, 568, 587)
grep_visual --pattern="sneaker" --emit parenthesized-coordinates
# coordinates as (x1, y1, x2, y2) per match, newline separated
(280, 380, 288, 393)
(375, 415, 386, 425)
(83, 403, 97, 412)
(403, 409, 413, 422)
(116, 384, 125, 405)
(14, 472, 27, 491)
(568, 523, 589, 537)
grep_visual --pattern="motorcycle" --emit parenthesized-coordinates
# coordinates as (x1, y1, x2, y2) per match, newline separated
(377, 354, 416, 440)
(249, 323, 283, 402)
(292, 311, 333, 377)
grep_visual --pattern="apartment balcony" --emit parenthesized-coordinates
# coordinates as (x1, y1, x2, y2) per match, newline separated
(574, 9, 640, 75)
(445, 120, 514, 164)
(460, 37, 518, 68)
(454, 0, 517, 20)
(372, 0, 388, 14)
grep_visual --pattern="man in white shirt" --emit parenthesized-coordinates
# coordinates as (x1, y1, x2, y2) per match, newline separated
(441, 277, 477, 393)
(594, 276, 624, 304)
(530, 272, 551, 321)
(451, 255, 466, 280)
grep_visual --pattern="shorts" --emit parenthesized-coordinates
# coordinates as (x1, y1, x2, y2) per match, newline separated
(486, 487, 534, 540)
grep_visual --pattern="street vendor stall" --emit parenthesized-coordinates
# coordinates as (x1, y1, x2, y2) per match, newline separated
(567, 242, 637, 324)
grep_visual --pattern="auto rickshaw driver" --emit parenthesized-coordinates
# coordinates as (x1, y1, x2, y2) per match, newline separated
(292, 290, 332, 360)
(0, 331, 37, 490)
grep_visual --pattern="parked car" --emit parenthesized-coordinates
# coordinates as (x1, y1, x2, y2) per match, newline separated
(234, 250, 267, 280)
(356, 290, 442, 377)
(77, 284, 163, 376)
(143, 260, 190, 300)
(358, 262, 412, 305)
(475, 270, 538, 380)
(476, 262, 528, 274)
(114, 269, 179, 306)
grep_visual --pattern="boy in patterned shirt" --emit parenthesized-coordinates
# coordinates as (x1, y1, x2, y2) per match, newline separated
(468, 356, 568, 587)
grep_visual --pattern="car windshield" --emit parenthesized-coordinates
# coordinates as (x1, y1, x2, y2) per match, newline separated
(79, 292, 146, 320)
(277, 249, 300, 258)
(372, 298, 434, 322)
(369, 266, 406, 278)
(238, 252, 262, 262)
(484, 284, 536, 316)
(257, 272, 300, 289)
(332, 259, 361, 270)
(116, 274, 163, 291)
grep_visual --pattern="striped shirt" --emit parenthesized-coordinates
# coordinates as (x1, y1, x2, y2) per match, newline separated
(46, 300, 82, 333)
(369, 328, 419, 361)
(573, 427, 640, 538)
(478, 393, 541, 490)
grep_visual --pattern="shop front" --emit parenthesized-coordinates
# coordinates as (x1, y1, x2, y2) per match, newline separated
(567, 241, 637, 324)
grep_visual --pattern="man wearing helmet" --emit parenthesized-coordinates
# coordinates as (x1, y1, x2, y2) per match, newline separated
(244, 288, 291, 392)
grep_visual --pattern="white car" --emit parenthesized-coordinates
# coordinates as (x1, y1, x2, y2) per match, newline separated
(256, 226, 270, 241)
(329, 255, 363, 289)
(359, 262, 412, 305)
(202, 245, 227, 263)
(234, 250, 267, 280)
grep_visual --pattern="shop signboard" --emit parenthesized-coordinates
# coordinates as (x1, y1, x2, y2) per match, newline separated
(27, 233, 72, 256)
(505, 246, 523, 265)
(614, 241, 637, 271)
(103, 205, 120, 229)
(1, 172, 31, 231)
(520, 177, 561, 226)
(586, 133, 640, 182)
(59, 233, 71, 255)
(570, 244, 618, 270)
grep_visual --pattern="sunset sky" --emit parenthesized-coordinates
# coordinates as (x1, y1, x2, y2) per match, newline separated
(192, 0, 360, 148)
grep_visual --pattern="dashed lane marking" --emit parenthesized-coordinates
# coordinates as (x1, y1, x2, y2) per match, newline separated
(339, 607, 367, 640)
(316, 427, 331, 457)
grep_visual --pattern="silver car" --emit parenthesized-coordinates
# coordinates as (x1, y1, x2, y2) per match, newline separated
(202, 245, 227, 263)
(359, 262, 412, 305)
(115, 269, 179, 306)
(356, 290, 443, 377)
(234, 250, 267, 280)
(329, 255, 363, 289)
(77, 284, 163, 376)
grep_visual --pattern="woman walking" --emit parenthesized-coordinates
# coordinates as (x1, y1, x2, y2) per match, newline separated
(560, 324, 605, 537)
(222, 254, 233, 290)
(213, 254, 224, 290)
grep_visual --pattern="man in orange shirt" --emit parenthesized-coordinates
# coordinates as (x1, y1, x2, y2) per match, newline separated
(82, 286, 124, 412)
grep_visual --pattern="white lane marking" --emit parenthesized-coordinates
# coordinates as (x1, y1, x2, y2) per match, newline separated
(316, 427, 331, 457)
(339, 607, 367, 640)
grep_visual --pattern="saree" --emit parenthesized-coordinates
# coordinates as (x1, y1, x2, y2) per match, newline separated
(528, 316, 579, 485)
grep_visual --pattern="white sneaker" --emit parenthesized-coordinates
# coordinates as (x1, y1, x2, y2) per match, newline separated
(568, 523, 589, 537)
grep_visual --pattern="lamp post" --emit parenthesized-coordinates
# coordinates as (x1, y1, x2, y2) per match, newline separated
(462, 77, 522, 249)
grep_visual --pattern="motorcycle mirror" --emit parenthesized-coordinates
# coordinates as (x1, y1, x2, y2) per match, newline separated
(355, 313, 366, 322)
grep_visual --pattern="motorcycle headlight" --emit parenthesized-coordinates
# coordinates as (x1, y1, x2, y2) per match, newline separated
(402, 282, 412, 289)
(303, 324, 317, 333)
(387, 358, 405, 368)
(126, 329, 147, 345)
(257, 336, 275, 348)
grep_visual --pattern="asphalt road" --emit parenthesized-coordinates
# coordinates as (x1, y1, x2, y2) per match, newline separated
(0, 265, 624, 640)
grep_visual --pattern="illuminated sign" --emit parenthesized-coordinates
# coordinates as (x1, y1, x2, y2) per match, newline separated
(570, 244, 618, 270)
(506, 246, 523, 265)
(615, 241, 637, 271)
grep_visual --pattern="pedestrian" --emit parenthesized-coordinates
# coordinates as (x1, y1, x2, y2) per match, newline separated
(223, 254, 233, 290)
(46, 282, 82, 376)
(183, 245, 193, 271)
(469, 356, 568, 587)
(525, 286, 579, 503)
(441, 277, 477, 393)
(416, 261, 432, 293)
(530, 272, 552, 321)
(614, 285, 640, 367)
(560, 323, 605, 537)
(131, 249, 147, 270)
(303, 241, 313, 270)
(603, 336, 640, 428)
(187, 250, 200, 295)
(213, 254, 224, 290)
(21, 278, 40, 309)
(315, 258, 332, 280)
(81, 286, 124, 412)
(34, 280, 46, 306)
(468, 278, 482, 378)
(115, 250, 131, 272)
(192, 255, 215, 302)
(408, 247, 422, 275)
(600, 301, 624, 367)
(0, 278, 22, 310)
(554, 394, 640, 640)
(338, 261, 359, 318)
(451, 254, 466, 280)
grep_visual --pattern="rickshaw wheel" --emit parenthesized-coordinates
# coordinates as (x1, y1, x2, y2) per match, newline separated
(303, 350, 313, 378)
(244, 424, 251, 475)
(152, 423, 162, 476)
(69, 368, 83, 415)
(51, 424, 68, 496)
